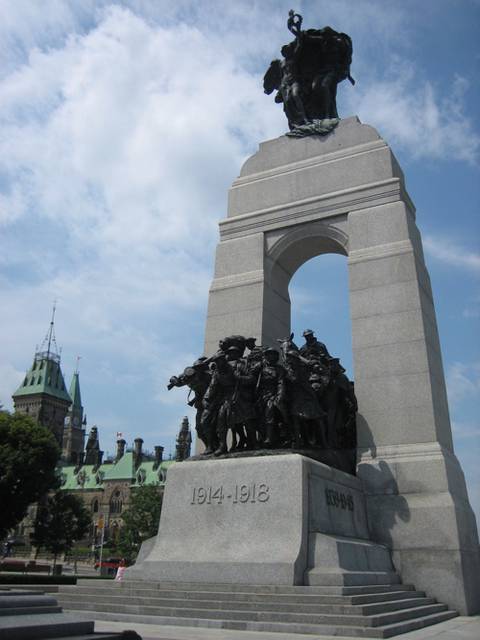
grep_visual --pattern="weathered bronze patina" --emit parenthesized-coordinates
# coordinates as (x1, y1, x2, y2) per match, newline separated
(264, 10, 355, 137)
(168, 331, 357, 474)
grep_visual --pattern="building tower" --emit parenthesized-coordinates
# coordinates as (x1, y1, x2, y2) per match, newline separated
(62, 358, 86, 463)
(12, 305, 71, 446)
(84, 426, 103, 467)
(175, 416, 192, 461)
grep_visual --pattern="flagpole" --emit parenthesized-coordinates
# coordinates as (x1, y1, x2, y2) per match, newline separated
(98, 515, 105, 575)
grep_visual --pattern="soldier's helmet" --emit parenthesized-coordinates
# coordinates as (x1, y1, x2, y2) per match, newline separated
(302, 329, 315, 337)
(264, 347, 279, 360)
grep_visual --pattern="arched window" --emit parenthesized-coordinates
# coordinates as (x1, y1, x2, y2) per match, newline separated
(109, 490, 123, 514)
(92, 499, 99, 513)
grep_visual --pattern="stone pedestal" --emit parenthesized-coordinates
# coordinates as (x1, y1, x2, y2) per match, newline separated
(198, 117, 480, 614)
(126, 454, 395, 586)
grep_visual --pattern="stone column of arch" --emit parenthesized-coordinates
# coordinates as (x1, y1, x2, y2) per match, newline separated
(203, 117, 480, 614)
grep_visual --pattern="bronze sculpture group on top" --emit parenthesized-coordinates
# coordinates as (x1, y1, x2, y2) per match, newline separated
(168, 330, 357, 462)
(263, 10, 355, 137)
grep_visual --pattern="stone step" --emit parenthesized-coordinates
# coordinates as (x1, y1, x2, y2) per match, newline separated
(0, 605, 62, 616)
(373, 611, 459, 639)
(72, 579, 415, 596)
(0, 589, 50, 596)
(60, 599, 448, 626)
(306, 571, 401, 586)
(0, 612, 94, 640)
(52, 637, 128, 640)
(56, 586, 425, 605)
(56, 591, 436, 615)
(58, 587, 425, 605)
(49, 637, 122, 640)
(66, 608, 459, 638)
(0, 594, 59, 608)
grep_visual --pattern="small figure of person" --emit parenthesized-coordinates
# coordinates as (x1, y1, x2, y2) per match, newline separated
(2, 540, 12, 558)
(115, 558, 126, 582)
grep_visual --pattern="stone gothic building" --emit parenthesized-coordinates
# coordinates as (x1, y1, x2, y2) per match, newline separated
(12, 310, 86, 463)
(11, 312, 192, 547)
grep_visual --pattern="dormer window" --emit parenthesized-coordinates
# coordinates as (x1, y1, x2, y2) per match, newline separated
(137, 469, 146, 485)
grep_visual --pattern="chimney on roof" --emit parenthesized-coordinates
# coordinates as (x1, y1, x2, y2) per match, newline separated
(134, 437, 143, 468)
(115, 439, 126, 462)
(74, 451, 84, 473)
(93, 450, 103, 471)
(153, 445, 164, 469)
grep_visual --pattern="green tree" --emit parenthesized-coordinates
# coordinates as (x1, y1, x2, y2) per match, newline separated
(0, 411, 59, 540)
(116, 484, 162, 561)
(31, 491, 90, 565)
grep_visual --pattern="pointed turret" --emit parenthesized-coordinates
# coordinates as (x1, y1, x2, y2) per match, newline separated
(12, 305, 71, 445)
(62, 365, 86, 464)
(175, 416, 192, 461)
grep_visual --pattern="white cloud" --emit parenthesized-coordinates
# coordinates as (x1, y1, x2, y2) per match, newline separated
(0, 362, 25, 409)
(446, 361, 480, 406)
(346, 69, 480, 165)
(452, 420, 480, 440)
(423, 235, 480, 273)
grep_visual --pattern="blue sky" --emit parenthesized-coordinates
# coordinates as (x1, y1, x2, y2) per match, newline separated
(1, 1, 479, 521)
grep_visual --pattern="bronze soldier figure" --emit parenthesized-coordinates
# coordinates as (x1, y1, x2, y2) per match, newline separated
(256, 347, 287, 448)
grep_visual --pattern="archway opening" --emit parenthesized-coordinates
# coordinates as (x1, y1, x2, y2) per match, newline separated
(289, 253, 353, 379)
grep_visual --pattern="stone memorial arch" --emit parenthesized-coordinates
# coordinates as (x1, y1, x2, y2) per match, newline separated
(203, 117, 480, 614)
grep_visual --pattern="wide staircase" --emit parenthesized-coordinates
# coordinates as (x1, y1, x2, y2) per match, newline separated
(53, 578, 458, 638)
(0, 588, 129, 640)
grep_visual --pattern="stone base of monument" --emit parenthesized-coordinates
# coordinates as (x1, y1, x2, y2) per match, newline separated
(115, 454, 457, 637)
(126, 453, 381, 585)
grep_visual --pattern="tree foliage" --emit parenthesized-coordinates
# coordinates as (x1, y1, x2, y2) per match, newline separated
(116, 484, 162, 561)
(31, 491, 90, 562)
(0, 412, 59, 539)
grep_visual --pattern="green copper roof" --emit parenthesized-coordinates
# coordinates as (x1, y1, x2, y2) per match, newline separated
(58, 453, 176, 491)
(69, 373, 82, 410)
(13, 354, 71, 403)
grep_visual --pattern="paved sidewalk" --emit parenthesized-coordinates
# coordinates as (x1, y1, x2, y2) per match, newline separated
(94, 616, 480, 640)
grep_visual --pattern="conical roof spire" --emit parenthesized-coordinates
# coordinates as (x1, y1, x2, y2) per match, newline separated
(12, 305, 71, 403)
(69, 371, 82, 411)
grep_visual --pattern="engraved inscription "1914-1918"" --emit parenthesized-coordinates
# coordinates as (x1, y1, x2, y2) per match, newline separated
(191, 483, 270, 505)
